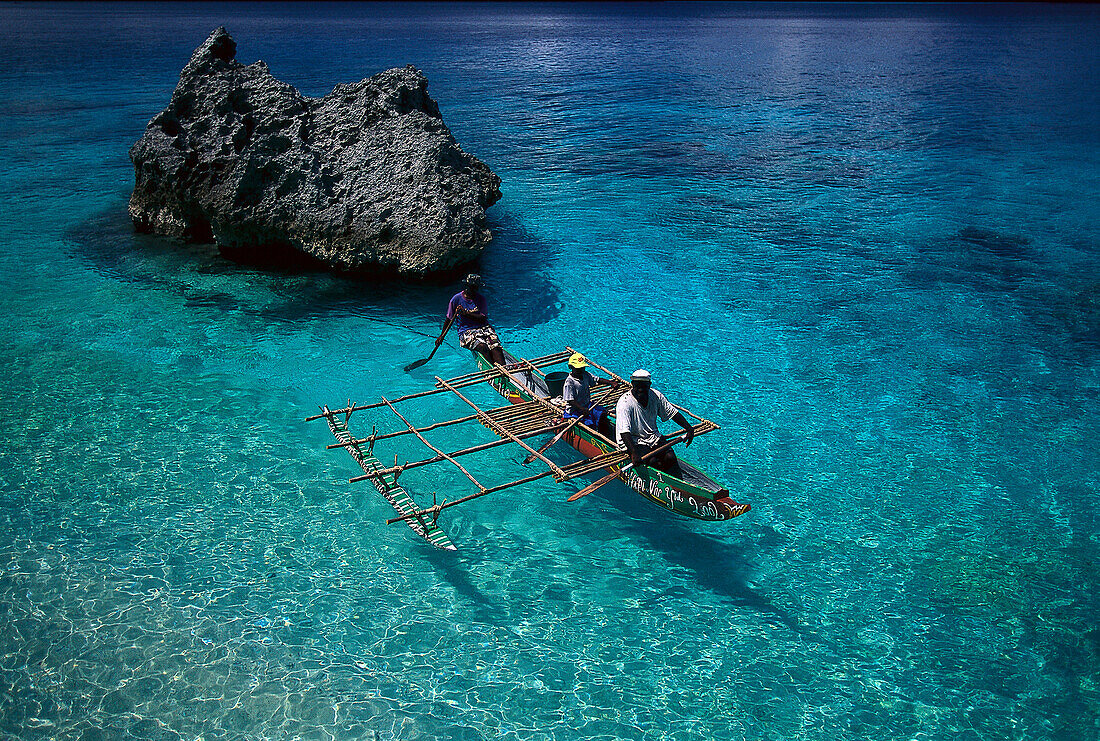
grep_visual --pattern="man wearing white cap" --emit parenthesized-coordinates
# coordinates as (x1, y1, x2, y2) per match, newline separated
(614, 369, 694, 477)
(561, 352, 619, 439)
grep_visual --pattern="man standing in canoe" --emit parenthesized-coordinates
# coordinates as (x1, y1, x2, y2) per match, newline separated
(562, 352, 619, 439)
(615, 369, 694, 478)
(446, 273, 505, 366)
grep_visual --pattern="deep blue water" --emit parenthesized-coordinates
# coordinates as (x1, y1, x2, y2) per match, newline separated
(1, 2, 1098, 739)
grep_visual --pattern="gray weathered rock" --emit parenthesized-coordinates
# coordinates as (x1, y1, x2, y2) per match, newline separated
(129, 27, 501, 276)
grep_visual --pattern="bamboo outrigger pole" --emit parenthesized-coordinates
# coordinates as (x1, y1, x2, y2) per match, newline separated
(380, 397, 487, 492)
(513, 357, 548, 379)
(565, 347, 628, 386)
(670, 403, 710, 425)
(329, 411, 479, 449)
(328, 398, 550, 450)
(435, 375, 567, 479)
(441, 349, 572, 386)
(556, 449, 631, 479)
(348, 421, 564, 483)
(386, 467, 562, 525)
(304, 356, 570, 423)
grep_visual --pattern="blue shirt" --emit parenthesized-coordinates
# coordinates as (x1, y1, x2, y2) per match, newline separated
(447, 291, 489, 336)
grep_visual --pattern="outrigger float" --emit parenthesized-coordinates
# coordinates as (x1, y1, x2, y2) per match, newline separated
(306, 347, 750, 550)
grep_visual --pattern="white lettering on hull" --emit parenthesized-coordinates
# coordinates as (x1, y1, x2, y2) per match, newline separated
(623, 469, 728, 520)
(491, 368, 749, 521)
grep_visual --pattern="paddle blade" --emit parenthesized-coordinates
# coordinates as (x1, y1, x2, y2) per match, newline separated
(523, 432, 560, 465)
(568, 460, 636, 502)
(567, 480, 602, 502)
(403, 357, 429, 372)
(566, 488, 590, 503)
(567, 470, 617, 502)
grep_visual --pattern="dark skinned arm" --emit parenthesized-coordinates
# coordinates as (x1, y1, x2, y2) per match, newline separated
(564, 372, 597, 416)
(619, 431, 643, 468)
(565, 395, 588, 416)
(672, 412, 694, 446)
(590, 375, 626, 393)
(565, 374, 591, 416)
(456, 305, 486, 320)
(455, 304, 489, 327)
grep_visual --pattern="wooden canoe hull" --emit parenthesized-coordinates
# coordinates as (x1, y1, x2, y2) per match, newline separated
(478, 352, 750, 522)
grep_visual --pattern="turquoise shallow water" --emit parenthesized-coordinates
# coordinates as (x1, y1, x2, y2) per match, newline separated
(1, 3, 1099, 739)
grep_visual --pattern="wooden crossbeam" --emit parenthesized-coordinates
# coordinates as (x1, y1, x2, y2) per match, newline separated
(439, 350, 572, 387)
(487, 399, 544, 418)
(557, 449, 630, 481)
(517, 358, 547, 378)
(671, 405, 711, 425)
(436, 375, 566, 478)
(328, 411, 478, 449)
(307, 350, 574, 422)
(484, 407, 556, 431)
(523, 349, 578, 366)
(492, 363, 569, 419)
(379, 397, 487, 492)
(503, 420, 560, 436)
(304, 364, 556, 422)
(566, 347, 629, 386)
(329, 398, 549, 450)
(386, 467, 563, 525)
(349, 420, 564, 483)
(514, 357, 547, 379)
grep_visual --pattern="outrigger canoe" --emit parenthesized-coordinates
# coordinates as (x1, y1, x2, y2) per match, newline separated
(307, 347, 749, 550)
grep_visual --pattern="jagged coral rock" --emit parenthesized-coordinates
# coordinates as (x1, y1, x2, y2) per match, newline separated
(129, 27, 501, 276)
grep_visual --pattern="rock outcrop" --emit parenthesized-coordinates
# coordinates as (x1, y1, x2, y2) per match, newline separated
(129, 28, 501, 277)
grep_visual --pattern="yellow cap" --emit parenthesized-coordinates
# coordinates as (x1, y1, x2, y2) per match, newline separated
(568, 352, 588, 369)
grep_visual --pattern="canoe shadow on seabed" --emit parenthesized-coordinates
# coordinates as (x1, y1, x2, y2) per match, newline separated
(380, 469, 815, 641)
(568, 479, 806, 635)
(421, 544, 509, 625)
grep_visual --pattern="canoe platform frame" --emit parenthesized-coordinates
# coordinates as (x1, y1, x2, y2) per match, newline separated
(308, 348, 742, 550)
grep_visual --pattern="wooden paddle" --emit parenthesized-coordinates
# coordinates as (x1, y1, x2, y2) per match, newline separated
(403, 314, 454, 372)
(523, 381, 620, 465)
(567, 431, 688, 502)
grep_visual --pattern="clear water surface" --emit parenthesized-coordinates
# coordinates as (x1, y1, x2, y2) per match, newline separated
(1, 2, 1098, 739)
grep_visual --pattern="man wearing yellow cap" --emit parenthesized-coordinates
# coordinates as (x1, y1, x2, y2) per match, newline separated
(561, 352, 618, 439)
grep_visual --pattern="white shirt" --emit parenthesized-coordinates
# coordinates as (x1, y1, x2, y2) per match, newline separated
(615, 388, 676, 449)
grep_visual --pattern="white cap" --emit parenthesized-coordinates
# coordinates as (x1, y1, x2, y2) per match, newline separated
(631, 369, 651, 382)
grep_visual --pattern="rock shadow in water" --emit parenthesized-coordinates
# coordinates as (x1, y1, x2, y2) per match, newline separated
(65, 203, 562, 332)
(906, 226, 1100, 351)
(956, 225, 1033, 259)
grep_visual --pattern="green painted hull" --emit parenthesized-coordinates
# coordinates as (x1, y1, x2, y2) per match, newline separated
(479, 352, 751, 522)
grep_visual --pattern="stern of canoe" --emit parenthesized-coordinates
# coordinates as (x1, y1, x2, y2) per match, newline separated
(484, 349, 751, 522)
